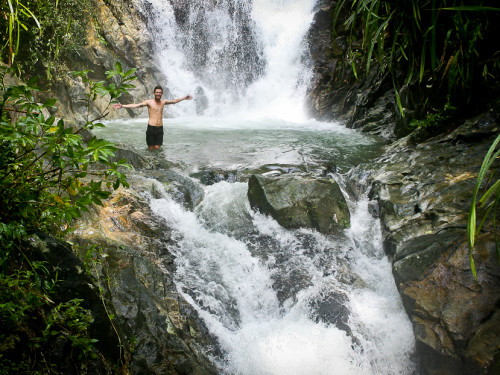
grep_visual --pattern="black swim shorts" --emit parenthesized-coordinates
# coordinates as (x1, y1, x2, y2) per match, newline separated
(146, 125, 164, 146)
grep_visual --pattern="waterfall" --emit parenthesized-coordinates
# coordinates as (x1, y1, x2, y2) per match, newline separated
(140, 0, 315, 120)
(126, 1, 418, 373)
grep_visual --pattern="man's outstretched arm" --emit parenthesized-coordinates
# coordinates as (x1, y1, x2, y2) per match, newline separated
(164, 95, 193, 105)
(113, 101, 148, 109)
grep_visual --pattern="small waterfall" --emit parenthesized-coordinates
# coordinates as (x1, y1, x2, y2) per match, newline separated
(140, 0, 315, 120)
(148, 180, 416, 374)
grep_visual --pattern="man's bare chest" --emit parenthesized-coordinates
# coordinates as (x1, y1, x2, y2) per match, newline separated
(149, 103, 164, 113)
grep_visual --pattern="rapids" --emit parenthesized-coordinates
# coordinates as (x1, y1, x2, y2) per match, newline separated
(94, 0, 417, 373)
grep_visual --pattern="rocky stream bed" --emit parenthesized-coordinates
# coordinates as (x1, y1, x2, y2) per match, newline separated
(39, 102, 498, 375)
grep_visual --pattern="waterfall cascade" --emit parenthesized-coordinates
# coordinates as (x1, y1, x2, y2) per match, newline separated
(146, 179, 416, 374)
(140, 0, 315, 120)
(101, 1, 420, 373)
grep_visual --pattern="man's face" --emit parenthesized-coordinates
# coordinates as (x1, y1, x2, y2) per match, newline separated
(154, 89, 163, 100)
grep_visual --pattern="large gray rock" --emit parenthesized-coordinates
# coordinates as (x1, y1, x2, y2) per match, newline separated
(68, 187, 218, 375)
(353, 108, 500, 375)
(247, 174, 350, 234)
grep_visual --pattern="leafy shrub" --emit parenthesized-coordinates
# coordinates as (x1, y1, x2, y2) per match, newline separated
(0, 0, 92, 78)
(0, 258, 97, 373)
(0, 61, 137, 373)
(0, 63, 135, 233)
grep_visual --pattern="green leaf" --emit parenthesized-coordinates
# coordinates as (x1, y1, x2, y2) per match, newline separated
(366, 14, 392, 73)
(467, 133, 500, 279)
(43, 98, 57, 108)
(393, 82, 404, 118)
(123, 68, 137, 78)
(27, 76, 39, 87)
(45, 116, 56, 126)
(479, 180, 500, 207)
(441, 6, 500, 12)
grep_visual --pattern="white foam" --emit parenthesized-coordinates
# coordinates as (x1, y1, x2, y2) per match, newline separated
(219, 315, 370, 375)
(147, 180, 416, 374)
(140, 0, 317, 119)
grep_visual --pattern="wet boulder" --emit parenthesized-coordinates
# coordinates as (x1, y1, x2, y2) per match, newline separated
(191, 168, 241, 185)
(359, 109, 500, 375)
(67, 187, 219, 375)
(111, 145, 148, 169)
(247, 174, 350, 234)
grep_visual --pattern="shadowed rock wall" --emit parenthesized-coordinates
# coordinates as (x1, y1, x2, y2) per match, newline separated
(306, 0, 397, 141)
(348, 106, 500, 374)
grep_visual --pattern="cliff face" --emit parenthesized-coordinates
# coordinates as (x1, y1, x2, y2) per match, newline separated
(306, 0, 397, 141)
(48, 0, 165, 123)
(348, 110, 500, 375)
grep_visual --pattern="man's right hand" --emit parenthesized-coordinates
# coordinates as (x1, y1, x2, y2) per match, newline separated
(112, 103, 122, 109)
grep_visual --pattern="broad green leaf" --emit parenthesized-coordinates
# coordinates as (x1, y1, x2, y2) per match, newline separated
(43, 98, 57, 108)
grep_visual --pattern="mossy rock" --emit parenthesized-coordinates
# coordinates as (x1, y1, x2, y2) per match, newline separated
(248, 174, 350, 234)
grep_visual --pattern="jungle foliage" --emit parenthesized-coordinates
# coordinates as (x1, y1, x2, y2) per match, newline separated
(0, 62, 137, 373)
(1, 0, 91, 79)
(335, 0, 500, 113)
(0, 1, 140, 371)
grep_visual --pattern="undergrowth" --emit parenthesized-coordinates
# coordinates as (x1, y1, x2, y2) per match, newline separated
(0, 62, 136, 373)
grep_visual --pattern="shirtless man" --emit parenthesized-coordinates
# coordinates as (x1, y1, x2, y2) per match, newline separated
(113, 85, 193, 150)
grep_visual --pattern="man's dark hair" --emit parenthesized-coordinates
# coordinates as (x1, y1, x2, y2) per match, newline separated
(154, 85, 163, 92)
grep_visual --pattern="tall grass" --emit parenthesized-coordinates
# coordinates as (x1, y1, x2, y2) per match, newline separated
(2, 0, 41, 65)
(467, 134, 500, 279)
(334, 0, 500, 111)
(1, 0, 90, 79)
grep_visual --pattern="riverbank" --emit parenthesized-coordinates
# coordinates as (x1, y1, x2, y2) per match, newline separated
(346, 104, 500, 374)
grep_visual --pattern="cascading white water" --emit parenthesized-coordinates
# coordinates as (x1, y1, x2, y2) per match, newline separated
(148, 181, 415, 374)
(140, 0, 315, 120)
(103, 1, 419, 373)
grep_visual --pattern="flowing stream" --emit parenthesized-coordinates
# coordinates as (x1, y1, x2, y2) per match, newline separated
(95, 0, 416, 373)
